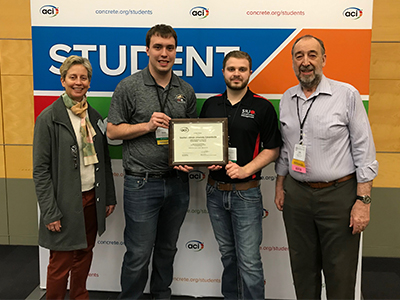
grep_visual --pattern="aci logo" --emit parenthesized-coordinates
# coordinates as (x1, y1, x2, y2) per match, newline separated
(40, 5, 59, 17)
(186, 240, 204, 252)
(343, 7, 363, 20)
(262, 209, 269, 219)
(190, 6, 209, 19)
(188, 170, 206, 181)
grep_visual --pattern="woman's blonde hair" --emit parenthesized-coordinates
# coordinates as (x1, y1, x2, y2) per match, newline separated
(60, 55, 92, 81)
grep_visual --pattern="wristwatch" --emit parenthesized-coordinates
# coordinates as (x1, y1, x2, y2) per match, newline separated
(356, 195, 372, 204)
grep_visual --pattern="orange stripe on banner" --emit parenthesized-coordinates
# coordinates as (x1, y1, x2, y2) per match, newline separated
(249, 29, 371, 95)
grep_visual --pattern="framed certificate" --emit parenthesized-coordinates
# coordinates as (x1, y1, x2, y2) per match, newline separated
(169, 118, 228, 166)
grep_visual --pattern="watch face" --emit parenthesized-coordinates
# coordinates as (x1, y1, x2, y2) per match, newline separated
(364, 195, 372, 204)
(358, 195, 372, 204)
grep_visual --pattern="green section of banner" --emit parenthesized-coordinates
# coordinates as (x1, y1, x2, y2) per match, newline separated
(88, 96, 367, 121)
(88, 97, 112, 119)
(363, 101, 369, 113)
(88, 97, 122, 159)
(108, 145, 123, 160)
(196, 98, 206, 116)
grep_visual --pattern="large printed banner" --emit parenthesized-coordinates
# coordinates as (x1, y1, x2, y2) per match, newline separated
(31, 0, 373, 298)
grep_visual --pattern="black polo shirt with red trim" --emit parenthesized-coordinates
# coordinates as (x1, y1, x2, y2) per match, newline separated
(200, 88, 282, 183)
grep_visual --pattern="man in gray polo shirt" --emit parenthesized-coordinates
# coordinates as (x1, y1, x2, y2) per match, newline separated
(107, 24, 197, 300)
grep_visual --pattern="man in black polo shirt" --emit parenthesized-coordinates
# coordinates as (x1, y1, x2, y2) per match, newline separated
(200, 50, 281, 300)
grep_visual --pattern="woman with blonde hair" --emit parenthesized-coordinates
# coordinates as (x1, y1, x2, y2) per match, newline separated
(33, 55, 116, 299)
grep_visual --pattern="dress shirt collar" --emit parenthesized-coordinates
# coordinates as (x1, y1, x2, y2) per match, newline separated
(290, 75, 333, 101)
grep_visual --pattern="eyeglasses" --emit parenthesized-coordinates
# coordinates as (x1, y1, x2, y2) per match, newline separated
(71, 145, 78, 169)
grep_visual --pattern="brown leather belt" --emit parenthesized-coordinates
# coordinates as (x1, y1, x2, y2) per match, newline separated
(296, 173, 355, 189)
(208, 177, 259, 191)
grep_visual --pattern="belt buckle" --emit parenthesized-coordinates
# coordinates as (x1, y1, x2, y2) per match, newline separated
(216, 181, 222, 190)
(216, 181, 228, 190)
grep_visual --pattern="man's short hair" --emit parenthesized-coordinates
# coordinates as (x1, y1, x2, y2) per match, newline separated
(146, 24, 178, 48)
(291, 35, 326, 56)
(222, 50, 252, 70)
(60, 55, 92, 81)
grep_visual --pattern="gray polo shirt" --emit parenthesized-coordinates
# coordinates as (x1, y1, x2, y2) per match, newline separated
(108, 66, 197, 173)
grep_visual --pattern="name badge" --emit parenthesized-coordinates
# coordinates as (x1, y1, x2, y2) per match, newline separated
(228, 147, 237, 163)
(292, 143, 306, 173)
(156, 127, 169, 145)
(293, 143, 306, 161)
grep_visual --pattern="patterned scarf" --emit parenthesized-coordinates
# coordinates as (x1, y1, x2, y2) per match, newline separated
(62, 93, 99, 166)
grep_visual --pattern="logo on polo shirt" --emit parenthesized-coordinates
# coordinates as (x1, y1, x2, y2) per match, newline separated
(175, 94, 187, 103)
(241, 109, 255, 119)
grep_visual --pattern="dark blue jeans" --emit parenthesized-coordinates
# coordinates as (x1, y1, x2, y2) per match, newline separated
(206, 183, 265, 300)
(118, 172, 189, 300)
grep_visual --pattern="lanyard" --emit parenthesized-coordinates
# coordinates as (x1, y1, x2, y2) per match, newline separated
(150, 74, 173, 115)
(296, 95, 317, 145)
(223, 94, 242, 146)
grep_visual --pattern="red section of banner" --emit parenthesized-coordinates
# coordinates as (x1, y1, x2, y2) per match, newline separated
(249, 29, 371, 95)
(34, 96, 59, 120)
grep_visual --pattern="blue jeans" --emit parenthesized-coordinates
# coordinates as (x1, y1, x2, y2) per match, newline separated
(119, 172, 189, 300)
(206, 183, 265, 300)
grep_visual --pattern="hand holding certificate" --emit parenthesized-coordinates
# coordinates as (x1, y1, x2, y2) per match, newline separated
(169, 118, 228, 166)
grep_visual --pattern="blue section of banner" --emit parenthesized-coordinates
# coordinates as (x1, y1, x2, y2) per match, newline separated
(32, 27, 294, 93)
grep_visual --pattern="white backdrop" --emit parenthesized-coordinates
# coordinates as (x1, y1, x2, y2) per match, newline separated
(32, 0, 371, 298)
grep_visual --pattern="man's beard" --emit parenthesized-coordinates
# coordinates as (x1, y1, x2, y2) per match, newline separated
(297, 66, 322, 90)
(225, 77, 249, 91)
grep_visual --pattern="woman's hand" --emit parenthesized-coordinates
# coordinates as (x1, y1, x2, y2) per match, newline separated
(46, 220, 61, 232)
(106, 205, 116, 217)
